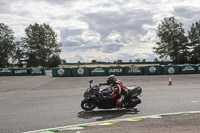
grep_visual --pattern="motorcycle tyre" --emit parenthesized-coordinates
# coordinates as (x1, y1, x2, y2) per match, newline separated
(81, 99, 96, 111)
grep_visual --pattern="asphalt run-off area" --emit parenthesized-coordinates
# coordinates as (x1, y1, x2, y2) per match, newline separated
(0, 71, 200, 133)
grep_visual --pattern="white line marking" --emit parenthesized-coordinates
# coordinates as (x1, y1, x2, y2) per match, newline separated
(29, 78, 57, 90)
(191, 101, 200, 103)
(22, 110, 200, 133)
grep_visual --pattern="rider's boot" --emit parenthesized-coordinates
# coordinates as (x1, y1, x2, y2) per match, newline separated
(116, 102, 124, 110)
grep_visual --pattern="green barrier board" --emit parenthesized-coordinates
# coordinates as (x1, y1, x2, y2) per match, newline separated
(107, 67, 125, 76)
(144, 65, 162, 75)
(0, 68, 14, 76)
(72, 67, 90, 77)
(197, 65, 200, 74)
(179, 65, 197, 74)
(125, 66, 144, 75)
(90, 67, 107, 76)
(162, 65, 180, 74)
(14, 68, 29, 76)
(30, 67, 46, 75)
(52, 67, 71, 77)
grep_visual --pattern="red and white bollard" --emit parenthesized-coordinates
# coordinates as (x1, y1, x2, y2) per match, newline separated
(169, 74, 172, 85)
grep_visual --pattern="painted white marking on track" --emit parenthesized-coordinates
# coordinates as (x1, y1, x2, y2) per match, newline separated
(29, 78, 57, 90)
(191, 101, 200, 103)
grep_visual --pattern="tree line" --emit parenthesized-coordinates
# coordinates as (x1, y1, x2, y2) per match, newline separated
(0, 23, 61, 68)
(154, 16, 200, 64)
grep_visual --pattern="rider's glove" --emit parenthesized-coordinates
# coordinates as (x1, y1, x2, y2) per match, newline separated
(99, 83, 107, 86)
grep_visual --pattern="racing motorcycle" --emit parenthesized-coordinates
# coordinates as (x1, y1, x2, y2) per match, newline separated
(81, 80, 142, 111)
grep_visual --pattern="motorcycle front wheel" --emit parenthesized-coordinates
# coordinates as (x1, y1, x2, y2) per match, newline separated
(81, 99, 96, 111)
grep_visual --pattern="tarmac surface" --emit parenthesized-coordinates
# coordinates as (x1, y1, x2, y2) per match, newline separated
(0, 71, 200, 133)
(58, 113, 200, 133)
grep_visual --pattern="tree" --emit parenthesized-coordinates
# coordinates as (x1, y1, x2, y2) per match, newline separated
(77, 61, 81, 67)
(26, 52, 39, 67)
(47, 55, 61, 67)
(142, 59, 146, 62)
(22, 23, 61, 67)
(154, 58, 159, 62)
(61, 59, 67, 65)
(188, 21, 200, 63)
(117, 59, 123, 63)
(91, 60, 97, 64)
(135, 59, 140, 62)
(153, 16, 189, 64)
(0, 23, 15, 67)
(13, 41, 25, 67)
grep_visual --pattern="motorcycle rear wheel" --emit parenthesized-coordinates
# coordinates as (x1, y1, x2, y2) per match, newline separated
(81, 99, 96, 111)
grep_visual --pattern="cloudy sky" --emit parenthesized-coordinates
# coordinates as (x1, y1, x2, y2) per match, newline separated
(1, 0, 200, 63)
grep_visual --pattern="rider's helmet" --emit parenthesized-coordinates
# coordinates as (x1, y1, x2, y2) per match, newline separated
(107, 75, 117, 86)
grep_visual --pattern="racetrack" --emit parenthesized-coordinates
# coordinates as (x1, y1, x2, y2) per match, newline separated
(0, 71, 200, 133)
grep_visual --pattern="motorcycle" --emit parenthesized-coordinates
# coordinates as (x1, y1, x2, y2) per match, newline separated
(81, 80, 142, 111)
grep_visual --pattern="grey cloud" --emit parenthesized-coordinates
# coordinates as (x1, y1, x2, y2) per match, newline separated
(60, 8, 155, 54)
(171, 6, 200, 32)
(61, 28, 102, 52)
(101, 43, 123, 53)
(118, 53, 157, 62)
(61, 28, 124, 53)
(139, 0, 157, 4)
(74, 54, 84, 61)
(173, 6, 200, 19)
(61, 28, 83, 39)
(64, 43, 102, 52)
(0, 0, 75, 15)
(0, 0, 12, 14)
(60, 28, 83, 47)
(63, 40, 81, 48)
(31, 0, 75, 5)
(81, 10, 154, 41)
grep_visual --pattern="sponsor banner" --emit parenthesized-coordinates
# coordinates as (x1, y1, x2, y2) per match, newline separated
(109, 69, 122, 73)
(52, 67, 71, 77)
(125, 66, 144, 75)
(90, 67, 107, 76)
(15, 70, 27, 74)
(30, 67, 46, 75)
(149, 66, 157, 73)
(179, 65, 197, 74)
(107, 67, 125, 76)
(168, 67, 175, 74)
(144, 65, 162, 75)
(51, 65, 200, 77)
(0, 68, 14, 76)
(14, 68, 29, 75)
(197, 65, 200, 74)
(162, 65, 180, 74)
(72, 67, 89, 77)
(58, 68, 65, 75)
(77, 68, 84, 75)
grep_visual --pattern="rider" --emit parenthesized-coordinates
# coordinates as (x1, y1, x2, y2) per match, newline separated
(100, 75, 129, 108)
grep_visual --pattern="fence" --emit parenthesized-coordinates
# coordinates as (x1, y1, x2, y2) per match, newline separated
(52, 64, 200, 77)
(0, 67, 46, 76)
(1, 65, 199, 76)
